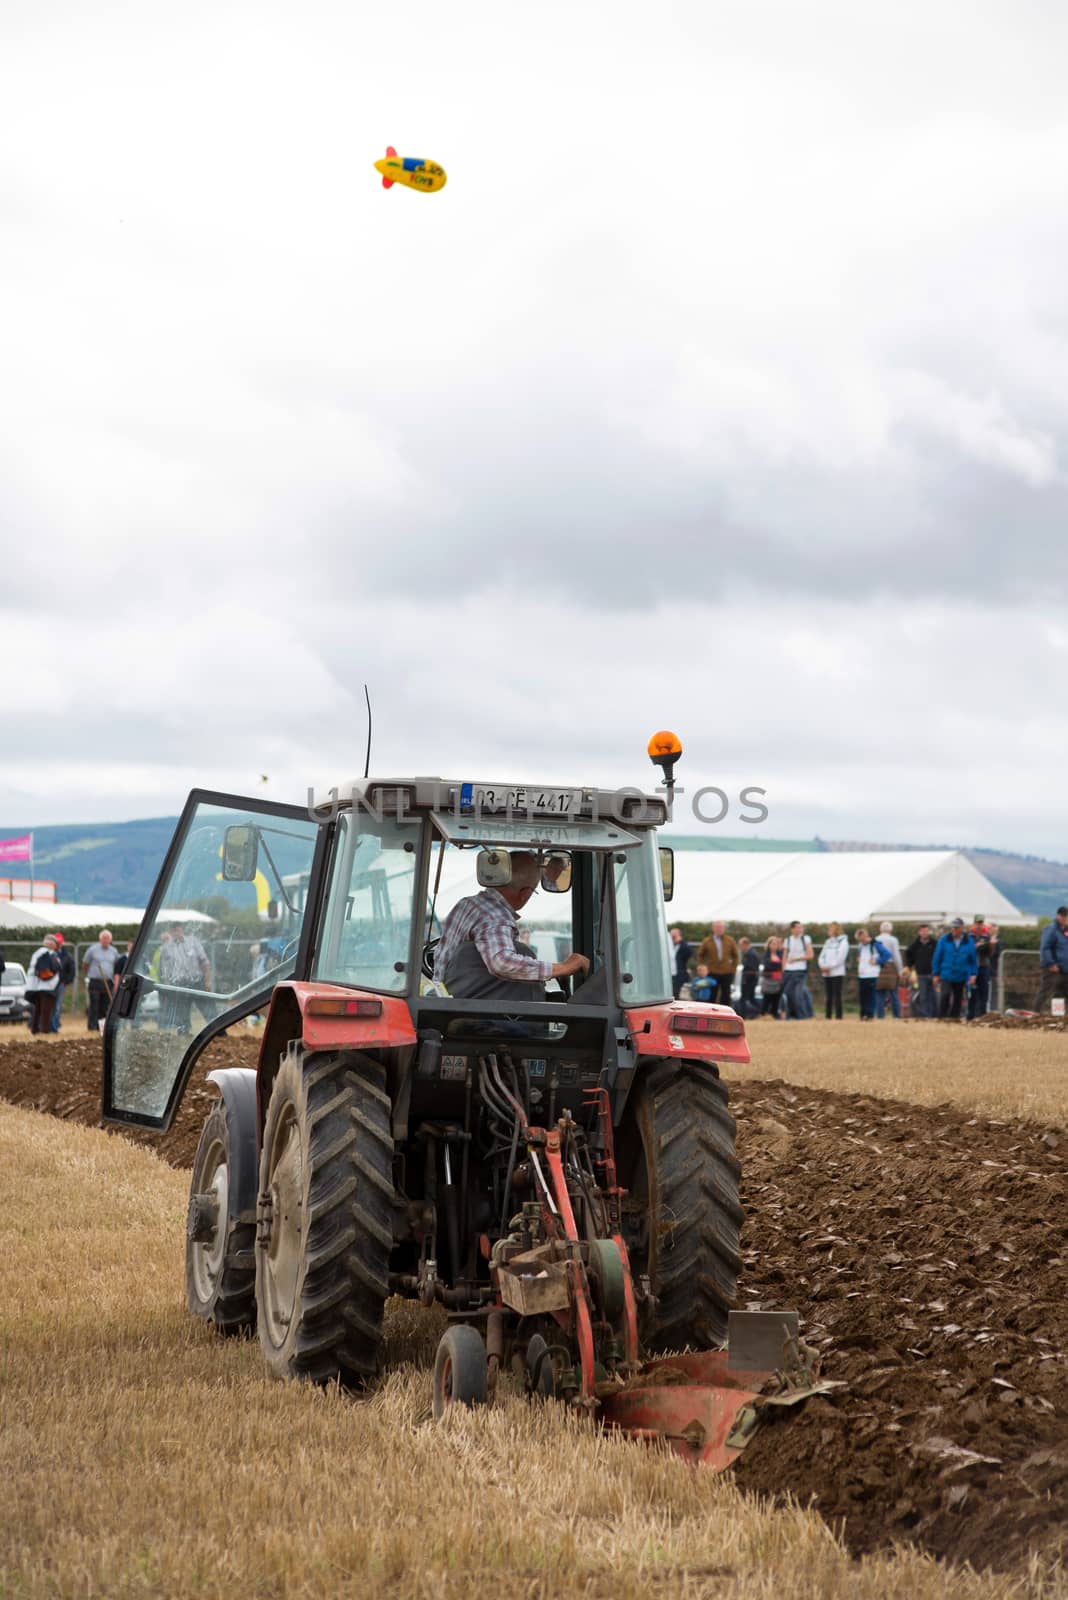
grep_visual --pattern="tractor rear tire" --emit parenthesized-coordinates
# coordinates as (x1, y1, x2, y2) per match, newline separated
(628, 1059, 743, 1352)
(256, 1044, 394, 1385)
(186, 1100, 257, 1333)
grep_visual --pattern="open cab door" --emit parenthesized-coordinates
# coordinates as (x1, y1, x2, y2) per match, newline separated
(103, 790, 324, 1131)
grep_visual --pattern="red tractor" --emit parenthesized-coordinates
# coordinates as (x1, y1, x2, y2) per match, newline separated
(104, 738, 804, 1464)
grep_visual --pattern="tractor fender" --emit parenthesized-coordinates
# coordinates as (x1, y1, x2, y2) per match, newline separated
(256, 980, 418, 1136)
(205, 1068, 259, 1225)
(624, 1002, 752, 1068)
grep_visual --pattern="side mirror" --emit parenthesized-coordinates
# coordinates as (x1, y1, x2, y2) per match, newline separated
(222, 825, 259, 882)
(541, 853, 572, 894)
(476, 849, 512, 888)
(659, 846, 675, 902)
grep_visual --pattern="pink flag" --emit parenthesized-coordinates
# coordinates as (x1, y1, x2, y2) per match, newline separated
(0, 834, 32, 863)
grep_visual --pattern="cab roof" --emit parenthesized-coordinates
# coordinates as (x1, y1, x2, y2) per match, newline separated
(310, 776, 667, 828)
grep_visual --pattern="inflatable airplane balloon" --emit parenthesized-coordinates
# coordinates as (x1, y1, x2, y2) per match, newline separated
(375, 146, 447, 193)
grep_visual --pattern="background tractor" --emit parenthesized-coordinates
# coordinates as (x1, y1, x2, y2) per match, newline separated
(104, 740, 804, 1460)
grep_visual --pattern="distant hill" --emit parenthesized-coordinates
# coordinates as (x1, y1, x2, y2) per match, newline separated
(3, 818, 1066, 920)
(0, 818, 181, 906)
(959, 848, 1068, 918)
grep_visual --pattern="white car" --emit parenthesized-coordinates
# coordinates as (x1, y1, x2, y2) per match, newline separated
(0, 962, 29, 1023)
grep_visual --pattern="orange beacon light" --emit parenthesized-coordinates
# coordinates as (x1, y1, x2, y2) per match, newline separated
(647, 730, 682, 795)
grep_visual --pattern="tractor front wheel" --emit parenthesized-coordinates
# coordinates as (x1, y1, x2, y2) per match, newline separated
(625, 1059, 744, 1351)
(185, 1099, 256, 1333)
(256, 1044, 394, 1385)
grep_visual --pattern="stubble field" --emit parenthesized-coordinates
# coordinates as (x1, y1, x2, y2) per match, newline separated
(1, 1019, 1066, 1597)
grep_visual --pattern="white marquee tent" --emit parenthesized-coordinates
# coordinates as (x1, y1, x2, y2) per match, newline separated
(665, 850, 1031, 927)
(0, 902, 215, 931)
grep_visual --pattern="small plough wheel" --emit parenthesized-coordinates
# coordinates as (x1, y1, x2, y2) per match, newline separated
(433, 1326, 489, 1420)
(628, 1059, 744, 1351)
(525, 1333, 555, 1399)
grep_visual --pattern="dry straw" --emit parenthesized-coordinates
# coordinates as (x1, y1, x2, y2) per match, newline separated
(2, 1102, 1064, 1598)
(734, 1020, 1068, 1128)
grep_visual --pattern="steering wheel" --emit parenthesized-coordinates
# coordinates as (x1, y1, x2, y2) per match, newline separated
(421, 937, 440, 979)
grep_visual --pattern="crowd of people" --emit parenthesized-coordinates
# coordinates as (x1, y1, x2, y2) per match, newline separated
(668, 914, 1045, 1021)
(11, 928, 134, 1034)
(11, 922, 218, 1037)
(7, 902, 1068, 1035)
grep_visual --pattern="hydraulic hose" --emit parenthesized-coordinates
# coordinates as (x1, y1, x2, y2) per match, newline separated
(477, 1056, 515, 1126)
(487, 1053, 527, 1128)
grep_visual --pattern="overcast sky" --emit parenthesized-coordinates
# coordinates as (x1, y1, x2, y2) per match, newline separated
(3, 0, 1067, 856)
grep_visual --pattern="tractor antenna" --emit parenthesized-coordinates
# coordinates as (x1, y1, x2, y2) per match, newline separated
(361, 678, 374, 777)
(363, 685, 373, 779)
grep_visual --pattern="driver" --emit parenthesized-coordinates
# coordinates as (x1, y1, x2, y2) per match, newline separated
(434, 851, 590, 1001)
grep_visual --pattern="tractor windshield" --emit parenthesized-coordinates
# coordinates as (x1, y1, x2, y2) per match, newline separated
(423, 824, 671, 1006)
(423, 838, 580, 998)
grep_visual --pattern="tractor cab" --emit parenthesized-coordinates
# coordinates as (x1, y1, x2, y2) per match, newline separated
(103, 776, 682, 1132)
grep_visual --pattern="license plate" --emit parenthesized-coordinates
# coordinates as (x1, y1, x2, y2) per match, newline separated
(460, 784, 577, 815)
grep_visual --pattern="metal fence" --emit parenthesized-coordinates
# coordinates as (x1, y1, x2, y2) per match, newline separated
(997, 949, 1044, 1012)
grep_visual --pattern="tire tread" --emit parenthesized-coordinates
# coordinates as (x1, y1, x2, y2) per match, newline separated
(256, 1045, 394, 1384)
(637, 1060, 743, 1351)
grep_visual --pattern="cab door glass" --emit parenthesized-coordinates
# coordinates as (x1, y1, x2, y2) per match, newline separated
(614, 835, 673, 1005)
(106, 799, 320, 1123)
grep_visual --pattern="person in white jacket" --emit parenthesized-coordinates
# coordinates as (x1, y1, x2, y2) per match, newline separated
(818, 922, 849, 1019)
(875, 920, 905, 1020)
(25, 933, 61, 1035)
(855, 928, 879, 1020)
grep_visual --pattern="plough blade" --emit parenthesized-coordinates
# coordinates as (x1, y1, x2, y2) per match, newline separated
(601, 1350, 773, 1470)
(601, 1312, 834, 1473)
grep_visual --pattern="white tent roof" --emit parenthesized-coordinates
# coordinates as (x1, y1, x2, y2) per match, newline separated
(0, 901, 215, 931)
(666, 850, 1031, 926)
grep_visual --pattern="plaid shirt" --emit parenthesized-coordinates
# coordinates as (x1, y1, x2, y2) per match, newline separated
(435, 890, 553, 985)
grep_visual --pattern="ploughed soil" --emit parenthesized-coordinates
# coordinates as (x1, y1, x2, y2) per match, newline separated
(2, 1032, 1066, 1572)
(732, 1080, 1068, 1573)
(0, 1030, 253, 1166)
(975, 1011, 1068, 1031)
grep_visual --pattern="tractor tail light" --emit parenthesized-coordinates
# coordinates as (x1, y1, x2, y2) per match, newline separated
(305, 997, 384, 1019)
(672, 1012, 745, 1037)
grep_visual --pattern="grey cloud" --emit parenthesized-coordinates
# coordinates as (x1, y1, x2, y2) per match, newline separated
(298, 405, 1068, 611)
(4, 0, 1068, 857)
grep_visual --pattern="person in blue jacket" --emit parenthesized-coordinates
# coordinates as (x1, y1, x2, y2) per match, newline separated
(932, 918, 978, 1020)
(1035, 906, 1068, 1013)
